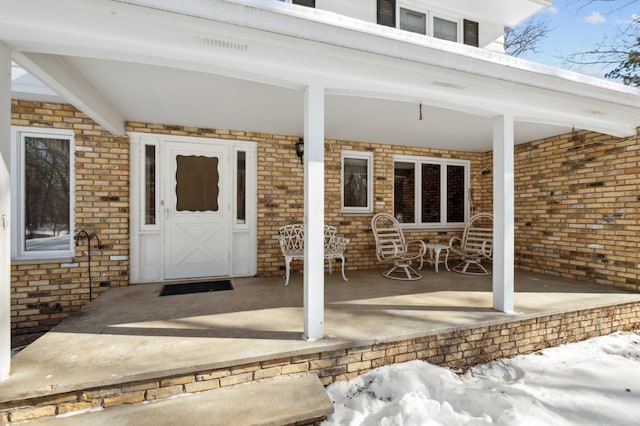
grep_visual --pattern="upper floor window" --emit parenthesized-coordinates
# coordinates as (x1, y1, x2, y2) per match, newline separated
(393, 155, 469, 228)
(278, 0, 315, 7)
(342, 151, 373, 213)
(380, 1, 479, 46)
(11, 127, 75, 260)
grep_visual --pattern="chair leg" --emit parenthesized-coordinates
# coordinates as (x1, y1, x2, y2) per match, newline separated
(284, 256, 292, 286)
(340, 255, 348, 282)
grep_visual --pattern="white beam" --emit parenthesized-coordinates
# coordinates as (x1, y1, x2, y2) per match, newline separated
(0, 42, 12, 381)
(492, 113, 515, 313)
(303, 82, 325, 341)
(12, 52, 125, 136)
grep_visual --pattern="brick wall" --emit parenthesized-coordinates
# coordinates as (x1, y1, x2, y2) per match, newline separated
(10, 100, 639, 342)
(512, 130, 640, 291)
(10, 101, 129, 344)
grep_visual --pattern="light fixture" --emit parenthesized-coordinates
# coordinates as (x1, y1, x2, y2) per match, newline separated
(295, 137, 304, 164)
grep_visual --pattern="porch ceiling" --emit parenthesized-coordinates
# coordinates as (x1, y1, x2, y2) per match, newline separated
(4, 0, 640, 151)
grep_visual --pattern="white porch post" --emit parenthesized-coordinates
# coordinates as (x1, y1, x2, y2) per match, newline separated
(303, 83, 325, 341)
(492, 113, 515, 313)
(0, 43, 12, 380)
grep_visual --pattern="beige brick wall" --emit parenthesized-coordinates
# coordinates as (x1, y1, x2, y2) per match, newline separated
(9, 100, 640, 341)
(10, 101, 129, 343)
(512, 130, 640, 291)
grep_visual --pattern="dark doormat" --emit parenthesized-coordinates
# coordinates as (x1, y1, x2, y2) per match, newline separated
(159, 280, 233, 297)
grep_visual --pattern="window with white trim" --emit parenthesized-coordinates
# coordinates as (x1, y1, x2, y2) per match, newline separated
(386, 2, 477, 45)
(342, 151, 373, 213)
(11, 127, 75, 259)
(393, 155, 469, 228)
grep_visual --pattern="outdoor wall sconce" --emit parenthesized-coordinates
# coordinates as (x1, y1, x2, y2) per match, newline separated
(295, 137, 304, 164)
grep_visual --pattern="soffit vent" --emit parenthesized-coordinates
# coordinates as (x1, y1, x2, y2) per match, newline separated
(194, 36, 248, 52)
(430, 81, 465, 90)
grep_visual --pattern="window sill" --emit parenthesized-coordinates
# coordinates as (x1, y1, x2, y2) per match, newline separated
(11, 256, 74, 265)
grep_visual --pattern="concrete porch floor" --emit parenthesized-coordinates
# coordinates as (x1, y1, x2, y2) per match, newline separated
(3, 268, 640, 404)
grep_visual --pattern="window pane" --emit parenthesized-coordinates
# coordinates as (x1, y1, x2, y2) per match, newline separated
(394, 162, 415, 223)
(343, 157, 369, 208)
(175, 155, 219, 212)
(447, 165, 466, 222)
(421, 163, 441, 223)
(237, 151, 246, 223)
(144, 145, 156, 225)
(24, 136, 70, 252)
(400, 8, 426, 35)
(434, 17, 457, 42)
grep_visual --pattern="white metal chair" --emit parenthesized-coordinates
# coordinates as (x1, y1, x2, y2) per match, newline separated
(276, 224, 350, 286)
(449, 213, 493, 275)
(371, 213, 427, 280)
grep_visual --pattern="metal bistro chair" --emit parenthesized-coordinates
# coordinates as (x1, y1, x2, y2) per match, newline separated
(276, 224, 350, 286)
(371, 212, 427, 281)
(449, 213, 493, 275)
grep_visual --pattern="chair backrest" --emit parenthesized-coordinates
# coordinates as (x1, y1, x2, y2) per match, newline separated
(371, 213, 407, 261)
(462, 213, 493, 257)
(278, 224, 305, 255)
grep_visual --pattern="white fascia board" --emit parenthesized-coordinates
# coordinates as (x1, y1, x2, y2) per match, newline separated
(13, 52, 125, 135)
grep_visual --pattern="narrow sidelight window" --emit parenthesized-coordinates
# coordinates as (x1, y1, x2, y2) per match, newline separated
(237, 151, 246, 223)
(144, 144, 156, 225)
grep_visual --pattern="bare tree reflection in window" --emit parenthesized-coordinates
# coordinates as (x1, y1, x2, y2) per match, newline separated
(24, 137, 70, 251)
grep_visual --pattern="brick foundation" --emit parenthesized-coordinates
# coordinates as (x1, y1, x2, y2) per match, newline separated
(2, 301, 638, 422)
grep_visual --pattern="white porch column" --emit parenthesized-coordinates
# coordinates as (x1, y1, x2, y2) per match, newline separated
(0, 43, 12, 380)
(492, 113, 515, 313)
(303, 83, 325, 341)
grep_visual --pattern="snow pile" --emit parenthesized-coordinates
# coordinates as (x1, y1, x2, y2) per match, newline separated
(324, 331, 640, 425)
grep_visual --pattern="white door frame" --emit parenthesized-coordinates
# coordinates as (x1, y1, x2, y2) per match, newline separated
(128, 132, 257, 283)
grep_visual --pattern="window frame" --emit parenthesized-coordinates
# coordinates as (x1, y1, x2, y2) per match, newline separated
(393, 154, 470, 230)
(396, 2, 465, 43)
(11, 126, 76, 260)
(341, 150, 374, 214)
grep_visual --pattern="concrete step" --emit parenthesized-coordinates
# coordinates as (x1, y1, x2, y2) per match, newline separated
(22, 374, 334, 426)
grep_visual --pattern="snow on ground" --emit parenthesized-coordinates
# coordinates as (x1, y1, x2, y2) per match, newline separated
(323, 331, 640, 426)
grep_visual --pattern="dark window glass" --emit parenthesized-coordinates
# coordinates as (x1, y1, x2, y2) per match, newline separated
(377, 0, 396, 27)
(463, 19, 479, 47)
(175, 155, 219, 212)
(447, 165, 466, 222)
(24, 136, 70, 251)
(293, 0, 315, 7)
(393, 162, 415, 223)
(343, 157, 369, 208)
(237, 151, 246, 222)
(144, 145, 156, 225)
(421, 164, 441, 223)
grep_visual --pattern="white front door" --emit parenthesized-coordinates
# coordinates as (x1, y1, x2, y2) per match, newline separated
(163, 142, 231, 280)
